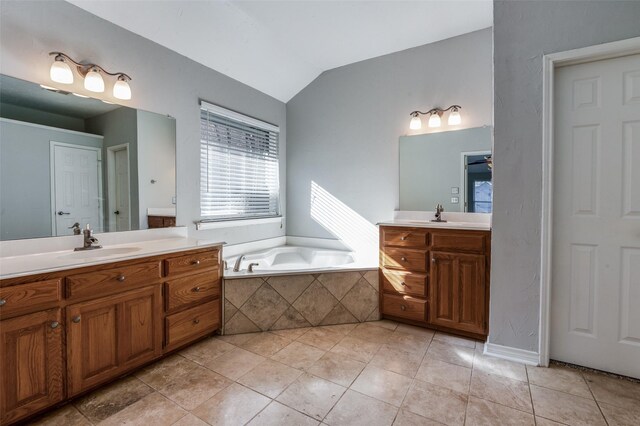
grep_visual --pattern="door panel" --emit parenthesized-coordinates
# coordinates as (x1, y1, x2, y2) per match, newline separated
(119, 286, 162, 367)
(429, 252, 456, 327)
(457, 254, 486, 334)
(114, 148, 130, 231)
(552, 53, 640, 378)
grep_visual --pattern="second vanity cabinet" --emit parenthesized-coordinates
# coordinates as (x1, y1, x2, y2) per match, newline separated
(379, 225, 490, 339)
(0, 245, 222, 425)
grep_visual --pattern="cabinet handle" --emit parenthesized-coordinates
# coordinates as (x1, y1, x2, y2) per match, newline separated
(193, 318, 200, 324)
(117, 275, 126, 282)
(50, 321, 60, 329)
(72, 316, 81, 323)
(401, 257, 407, 262)
(192, 260, 201, 266)
(0, 298, 6, 307)
(192, 287, 201, 292)
(400, 305, 407, 311)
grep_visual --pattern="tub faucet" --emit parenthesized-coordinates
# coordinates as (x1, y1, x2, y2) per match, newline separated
(75, 224, 102, 251)
(233, 255, 245, 272)
(248, 263, 259, 273)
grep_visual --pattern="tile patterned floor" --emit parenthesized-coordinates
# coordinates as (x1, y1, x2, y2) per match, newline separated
(30, 320, 640, 426)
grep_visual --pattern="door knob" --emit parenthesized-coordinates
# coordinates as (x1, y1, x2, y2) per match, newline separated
(57, 211, 70, 215)
(72, 316, 81, 323)
(50, 321, 60, 329)
(114, 210, 120, 215)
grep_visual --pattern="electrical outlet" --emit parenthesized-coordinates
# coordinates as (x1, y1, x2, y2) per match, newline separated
(451, 196, 459, 204)
(451, 187, 459, 194)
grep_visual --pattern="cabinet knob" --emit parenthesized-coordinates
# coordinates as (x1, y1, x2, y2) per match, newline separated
(192, 260, 201, 266)
(193, 318, 200, 325)
(401, 236, 407, 241)
(72, 316, 81, 323)
(117, 275, 126, 282)
(400, 305, 407, 311)
(0, 298, 6, 307)
(400, 282, 406, 286)
(50, 321, 60, 329)
(192, 287, 201, 292)
(432, 258, 436, 263)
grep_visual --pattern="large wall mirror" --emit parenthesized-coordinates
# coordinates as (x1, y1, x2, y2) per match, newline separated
(0, 75, 177, 241)
(399, 126, 492, 213)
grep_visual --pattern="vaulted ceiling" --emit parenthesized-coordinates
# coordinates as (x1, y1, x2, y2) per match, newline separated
(68, 0, 492, 102)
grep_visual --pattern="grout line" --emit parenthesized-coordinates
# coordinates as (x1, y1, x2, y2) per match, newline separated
(581, 370, 610, 426)
(525, 364, 538, 425)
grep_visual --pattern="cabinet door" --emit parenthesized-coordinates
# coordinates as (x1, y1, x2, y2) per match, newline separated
(66, 286, 162, 396)
(0, 309, 64, 424)
(429, 252, 486, 335)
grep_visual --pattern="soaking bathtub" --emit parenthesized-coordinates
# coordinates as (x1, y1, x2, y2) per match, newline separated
(222, 244, 380, 334)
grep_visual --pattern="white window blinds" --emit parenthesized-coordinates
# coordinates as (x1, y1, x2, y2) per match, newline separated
(200, 101, 280, 221)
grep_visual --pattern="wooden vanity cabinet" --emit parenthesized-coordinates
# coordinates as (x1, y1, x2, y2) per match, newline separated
(0, 245, 222, 425)
(379, 225, 490, 340)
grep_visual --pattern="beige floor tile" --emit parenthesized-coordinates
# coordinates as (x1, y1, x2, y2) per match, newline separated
(179, 336, 235, 365)
(426, 340, 474, 368)
(472, 353, 528, 382)
(98, 392, 187, 426)
(237, 359, 303, 398)
(30, 404, 92, 426)
(402, 380, 468, 426)
(370, 344, 425, 378)
(218, 331, 261, 345)
(465, 396, 534, 426)
(75, 376, 154, 423)
(469, 370, 532, 413)
(270, 327, 310, 340)
(192, 383, 271, 426)
(297, 326, 348, 350)
(534, 417, 566, 426)
(386, 330, 431, 354)
(271, 341, 326, 369)
(276, 373, 346, 420)
(171, 413, 209, 426)
(415, 356, 471, 394)
(599, 400, 640, 426)
(348, 322, 394, 344)
(583, 371, 640, 410)
(247, 401, 320, 426)
(392, 409, 445, 425)
(351, 365, 412, 406)
(367, 319, 400, 330)
(395, 323, 435, 340)
(526, 365, 592, 398)
(330, 335, 382, 363)
(136, 355, 195, 388)
(320, 323, 358, 334)
(432, 332, 477, 349)
(209, 346, 266, 380)
(530, 384, 606, 426)
(240, 332, 292, 357)
(307, 351, 366, 387)
(325, 390, 398, 426)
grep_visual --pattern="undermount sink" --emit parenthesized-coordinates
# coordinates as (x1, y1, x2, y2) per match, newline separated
(405, 220, 488, 228)
(58, 247, 142, 259)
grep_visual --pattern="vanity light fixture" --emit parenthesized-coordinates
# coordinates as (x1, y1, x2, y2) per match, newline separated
(48, 52, 132, 100)
(408, 105, 462, 130)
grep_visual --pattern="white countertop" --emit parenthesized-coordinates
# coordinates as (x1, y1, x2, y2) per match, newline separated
(0, 237, 224, 280)
(377, 219, 491, 231)
(379, 210, 492, 231)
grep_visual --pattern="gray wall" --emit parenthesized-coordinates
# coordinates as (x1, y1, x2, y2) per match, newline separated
(0, 0, 286, 244)
(0, 102, 86, 132)
(286, 29, 492, 244)
(491, 0, 640, 352)
(0, 119, 102, 240)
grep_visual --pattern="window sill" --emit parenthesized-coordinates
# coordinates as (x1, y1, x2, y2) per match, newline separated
(195, 216, 282, 230)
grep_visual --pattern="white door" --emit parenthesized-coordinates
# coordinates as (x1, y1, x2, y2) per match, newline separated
(114, 148, 130, 231)
(52, 144, 102, 235)
(551, 54, 640, 378)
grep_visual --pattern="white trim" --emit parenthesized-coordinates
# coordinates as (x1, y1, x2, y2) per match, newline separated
(460, 150, 491, 212)
(106, 144, 132, 232)
(0, 117, 104, 139)
(199, 100, 280, 133)
(195, 216, 283, 230)
(539, 36, 640, 368)
(483, 343, 539, 366)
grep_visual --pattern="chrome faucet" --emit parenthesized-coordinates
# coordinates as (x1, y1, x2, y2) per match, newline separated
(233, 255, 245, 272)
(75, 224, 102, 251)
(432, 204, 447, 223)
(68, 222, 81, 235)
(248, 262, 259, 272)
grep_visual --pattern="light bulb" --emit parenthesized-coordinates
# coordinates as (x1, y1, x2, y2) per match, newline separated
(448, 109, 461, 125)
(113, 78, 131, 100)
(84, 68, 104, 92)
(50, 60, 73, 84)
(409, 115, 422, 130)
(428, 112, 441, 128)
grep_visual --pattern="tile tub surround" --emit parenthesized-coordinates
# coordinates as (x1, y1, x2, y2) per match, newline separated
(31, 321, 640, 425)
(223, 270, 380, 334)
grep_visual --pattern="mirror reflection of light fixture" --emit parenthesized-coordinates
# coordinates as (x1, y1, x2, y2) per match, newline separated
(408, 105, 462, 130)
(48, 52, 132, 100)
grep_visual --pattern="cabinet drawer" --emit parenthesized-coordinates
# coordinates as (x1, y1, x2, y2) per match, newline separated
(382, 294, 427, 322)
(382, 248, 428, 272)
(0, 279, 61, 318)
(164, 250, 219, 277)
(165, 300, 220, 348)
(165, 271, 220, 312)
(382, 228, 428, 247)
(66, 261, 162, 300)
(381, 269, 427, 297)
(431, 232, 486, 253)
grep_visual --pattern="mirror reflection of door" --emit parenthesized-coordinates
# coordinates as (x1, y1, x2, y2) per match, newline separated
(51, 143, 102, 235)
(107, 144, 131, 232)
(464, 152, 492, 213)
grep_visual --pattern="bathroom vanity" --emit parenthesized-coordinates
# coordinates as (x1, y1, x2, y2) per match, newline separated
(0, 243, 222, 425)
(378, 222, 491, 340)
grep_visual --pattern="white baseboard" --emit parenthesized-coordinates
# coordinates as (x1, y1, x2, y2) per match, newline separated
(483, 342, 540, 366)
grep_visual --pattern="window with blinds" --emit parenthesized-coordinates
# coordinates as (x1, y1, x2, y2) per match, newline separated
(200, 101, 280, 221)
